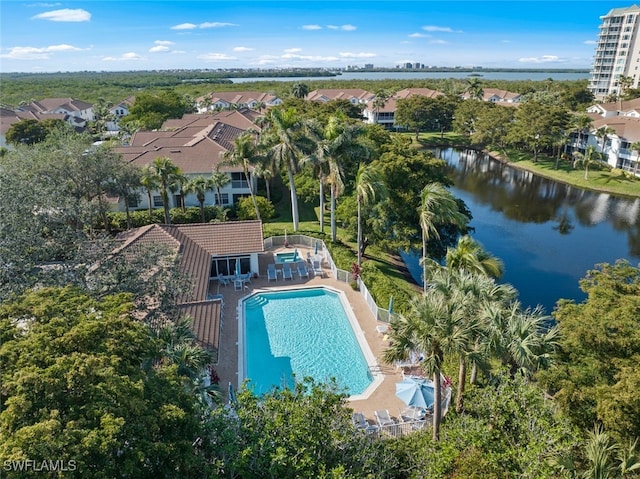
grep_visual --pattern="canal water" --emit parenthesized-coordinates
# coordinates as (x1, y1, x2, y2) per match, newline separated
(404, 148, 640, 314)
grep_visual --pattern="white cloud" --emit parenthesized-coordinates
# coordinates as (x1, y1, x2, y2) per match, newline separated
(171, 21, 236, 30)
(256, 55, 279, 65)
(155, 40, 175, 46)
(409, 33, 430, 38)
(171, 23, 197, 30)
(584, 40, 596, 45)
(103, 52, 144, 62)
(27, 3, 61, 7)
(327, 24, 357, 31)
(502, 40, 511, 43)
(233, 46, 254, 52)
(302, 24, 322, 30)
(422, 25, 462, 33)
(339, 52, 376, 58)
(198, 53, 236, 61)
(518, 55, 562, 64)
(281, 52, 339, 62)
(199, 22, 238, 29)
(32, 8, 90, 22)
(0, 44, 83, 60)
(149, 45, 170, 53)
(284, 48, 302, 53)
(429, 40, 448, 44)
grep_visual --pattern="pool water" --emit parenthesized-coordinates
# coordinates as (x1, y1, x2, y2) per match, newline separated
(275, 251, 301, 263)
(242, 287, 374, 396)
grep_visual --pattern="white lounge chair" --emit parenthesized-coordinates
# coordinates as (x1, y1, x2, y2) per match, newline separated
(297, 261, 309, 278)
(352, 412, 378, 433)
(282, 262, 293, 280)
(312, 260, 324, 277)
(217, 274, 229, 287)
(374, 409, 395, 427)
(267, 263, 277, 282)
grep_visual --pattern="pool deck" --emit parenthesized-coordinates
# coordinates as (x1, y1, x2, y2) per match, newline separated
(211, 244, 410, 426)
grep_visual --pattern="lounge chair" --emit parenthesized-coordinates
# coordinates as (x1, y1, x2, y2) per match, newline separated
(374, 409, 395, 427)
(267, 263, 277, 282)
(297, 261, 309, 278)
(217, 274, 229, 287)
(312, 260, 324, 277)
(352, 412, 379, 433)
(282, 262, 293, 280)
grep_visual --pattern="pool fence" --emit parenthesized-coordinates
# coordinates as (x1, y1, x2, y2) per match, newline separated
(264, 235, 393, 324)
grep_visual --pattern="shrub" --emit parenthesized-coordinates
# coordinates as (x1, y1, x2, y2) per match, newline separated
(236, 196, 275, 220)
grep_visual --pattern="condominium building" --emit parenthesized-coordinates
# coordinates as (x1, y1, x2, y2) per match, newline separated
(589, 4, 640, 99)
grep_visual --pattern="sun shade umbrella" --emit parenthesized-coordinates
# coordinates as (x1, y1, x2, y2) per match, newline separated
(395, 377, 435, 409)
(235, 258, 241, 277)
(388, 296, 394, 315)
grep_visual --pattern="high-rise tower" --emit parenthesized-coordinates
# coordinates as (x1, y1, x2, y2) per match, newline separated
(589, 4, 640, 100)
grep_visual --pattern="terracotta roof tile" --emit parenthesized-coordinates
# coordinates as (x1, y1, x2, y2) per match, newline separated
(179, 300, 223, 356)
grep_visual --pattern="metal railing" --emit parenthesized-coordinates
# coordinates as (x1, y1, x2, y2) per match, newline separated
(264, 234, 391, 324)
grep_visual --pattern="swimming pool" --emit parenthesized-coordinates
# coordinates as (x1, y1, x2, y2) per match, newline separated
(239, 286, 382, 399)
(274, 251, 301, 263)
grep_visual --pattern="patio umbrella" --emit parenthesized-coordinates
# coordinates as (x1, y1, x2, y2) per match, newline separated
(235, 258, 241, 277)
(395, 377, 435, 409)
(388, 295, 394, 315)
(314, 241, 319, 255)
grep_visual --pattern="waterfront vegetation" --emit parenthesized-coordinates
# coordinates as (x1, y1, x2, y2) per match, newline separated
(1, 75, 640, 477)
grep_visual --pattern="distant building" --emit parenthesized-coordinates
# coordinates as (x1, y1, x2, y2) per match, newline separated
(589, 4, 640, 99)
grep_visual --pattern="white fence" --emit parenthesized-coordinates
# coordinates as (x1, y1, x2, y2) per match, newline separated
(264, 235, 392, 323)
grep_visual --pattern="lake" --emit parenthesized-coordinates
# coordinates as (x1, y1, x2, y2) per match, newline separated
(404, 148, 640, 314)
(229, 70, 589, 83)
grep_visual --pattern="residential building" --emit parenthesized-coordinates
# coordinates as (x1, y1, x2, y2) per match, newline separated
(362, 88, 443, 129)
(460, 88, 522, 104)
(112, 109, 261, 212)
(196, 91, 282, 113)
(589, 4, 640, 99)
(305, 88, 375, 105)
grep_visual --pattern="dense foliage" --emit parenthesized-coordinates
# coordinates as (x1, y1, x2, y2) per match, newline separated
(539, 260, 640, 444)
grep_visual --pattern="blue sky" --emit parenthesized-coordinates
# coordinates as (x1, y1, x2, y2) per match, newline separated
(0, 1, 628, 73)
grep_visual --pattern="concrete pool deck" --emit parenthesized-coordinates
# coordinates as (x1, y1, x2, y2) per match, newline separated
(211, 244, 412, 425)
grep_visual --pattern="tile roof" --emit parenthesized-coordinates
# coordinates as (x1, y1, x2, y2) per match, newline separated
(306, 88, 375, 103)
(169, 221, 264, 256)
(394, 88, 443, 99)
(179, 300, 223, 356)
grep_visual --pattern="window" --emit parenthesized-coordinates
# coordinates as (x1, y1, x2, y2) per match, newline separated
(153, 195, 163, 207)
(127, 197, 139, 208)
(173, 194, 182, 208)
(210, 256, 251, 278)
(215, 193, 229, 205)
(231, 172, 248, 189)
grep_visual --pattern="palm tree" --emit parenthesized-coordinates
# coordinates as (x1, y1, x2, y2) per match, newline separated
(417, 183, 467, 294)
(573, 145, 602, 180)
(252, 159, 273, 202)
(618, 75, 634, 110)
(291, 82, 309, 99)
(211, 169, 231, 207)
(465, 77, 484, 100)
(445, 235, 504, 280)
(149, 156, 182, 224)
(186, 175, 214, 222)
(383, 292, 469, 440)
(372, 89, 392, 124)
(222, 132, 261, 220)
(140, 165, 159, 218)
(595, 125, 615, 157)
(300, 120, 329, 234)
(263, 108, 305, 231)
(570, 113, 593, 152)
(629, 141, 640, 175)
(355, 163, 387, 267)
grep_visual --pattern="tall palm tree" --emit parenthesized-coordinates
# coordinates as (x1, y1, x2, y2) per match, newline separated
(291, 82, 309, 99)
(140, 165, 159, 218)
(149, 156, 182, 224)
(300, 120, 330, 234)
(595, 125, 615, 157)
(383, 292, 470, 440)
(417, 182, 468, 294)
(355, 163, 387, 267)
(618, 75, 634, 110)
(222, 132, 261, 220)
(263, 108, 305, 231)
(252, 159, 273, 202)
(372, 89, 392, 124)
(211, 169, 231, 207)
(186, 175, 214, 222)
